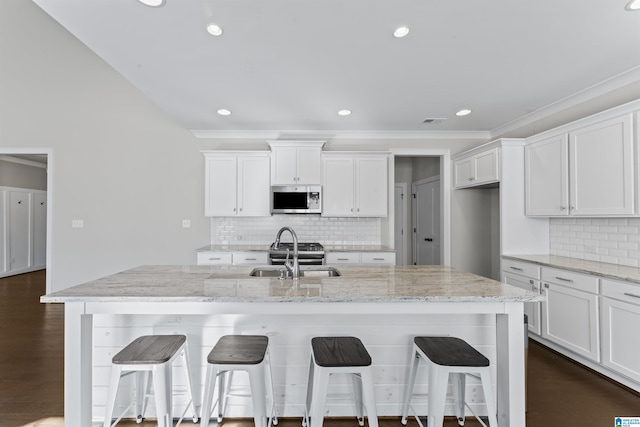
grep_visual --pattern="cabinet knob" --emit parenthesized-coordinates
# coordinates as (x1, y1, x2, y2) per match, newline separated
(560, 206, 566, 210)
(544, 283, 549, 288)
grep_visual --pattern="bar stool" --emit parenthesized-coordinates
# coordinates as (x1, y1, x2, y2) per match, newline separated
(400, 336, 498, 427)
(103, 334, 198, 427)
(200, 335, 278, 427)
(303, 336, 378, 427)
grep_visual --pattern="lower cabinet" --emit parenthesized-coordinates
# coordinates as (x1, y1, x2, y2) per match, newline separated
(601, 278, 640, 383)
(196, 251, 267, 266)
(502, 271, 542, 335)
(541, 267, 600, 362)
(326, 252, 396, 265)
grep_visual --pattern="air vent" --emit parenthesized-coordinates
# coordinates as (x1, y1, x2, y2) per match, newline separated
(422, 117, 447, 125)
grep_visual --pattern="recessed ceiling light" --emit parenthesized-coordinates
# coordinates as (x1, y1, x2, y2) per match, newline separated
(456, 109, 472, 117)
(217, 109, 232, 116)
(393, 26, 410, 38)
(207, 24, 223, 36)
(137, 0, 165, 7)
(626, 0, 640, 10)
(338, 109, 352, 116)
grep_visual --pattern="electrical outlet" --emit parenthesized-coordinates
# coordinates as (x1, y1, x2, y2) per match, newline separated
(72, 219, 84, 228)
(182, 220, 191, 228)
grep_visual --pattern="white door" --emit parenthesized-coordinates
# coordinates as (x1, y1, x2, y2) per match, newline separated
(413, 178, 440, 265)
(9, 191, 30, 272)
(394, 184, 407, 265)
(32, 193, 47, 268)
(525, 134, 569, 216)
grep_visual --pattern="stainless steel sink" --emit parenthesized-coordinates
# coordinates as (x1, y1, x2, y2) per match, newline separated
(249, 266, 341, 278)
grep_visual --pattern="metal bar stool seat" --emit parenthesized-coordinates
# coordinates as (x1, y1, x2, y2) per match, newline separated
(200, 335, 278, 427)
(400, 336, 498, 427)
(303, 336, 378, 427)
(103, 334, 198, 427)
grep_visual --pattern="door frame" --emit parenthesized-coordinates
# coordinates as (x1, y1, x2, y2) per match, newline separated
(390, 149, 451, 266)
(0, 148, 53, 294)
(394, 182, 409, 265)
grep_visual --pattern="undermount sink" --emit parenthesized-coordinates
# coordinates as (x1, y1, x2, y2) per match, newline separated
(249, 266, 342, 278)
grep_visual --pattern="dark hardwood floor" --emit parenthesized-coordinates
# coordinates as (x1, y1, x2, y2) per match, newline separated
(2, 270, 639, 426)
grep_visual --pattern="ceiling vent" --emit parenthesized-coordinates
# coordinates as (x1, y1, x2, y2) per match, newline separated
(422, 118, 447, 125)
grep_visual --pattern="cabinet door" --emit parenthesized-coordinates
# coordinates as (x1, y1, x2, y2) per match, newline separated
(9, 191, 30, 271)
(322, 156, 355, 216)
(474, 148, 499, 185)
(325, 252, 360, 264)
(271, 147, 298, 185)
(355, 155, 388, 217)
(525, 134, 569, 216)
(542, 282, 599, 361)
(197, 251, 233, 265)
(205, 157, 238, 216)
(32, 193, 46, 268)
(601, 296, 640, 382)
(360, 252, 396, 265)
(453, 157, 474, 188)
(503, 272, 541, 335)
(237, 157, 270, 216)
(296, 146, 322, 184)
(569, 114, 634, 215)
(0, 191, 5, 273)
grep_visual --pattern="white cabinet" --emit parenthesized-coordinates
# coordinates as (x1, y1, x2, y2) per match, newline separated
(541, 267, 600, 362)
(501, 258, 542, 335)
(203, 152, 270, 217)
(268, 141, 324, 185)
(525, 113, 634, 216)
(601, 278, 640, 383)
(232, 252, 268, 265)
(453, 147, 499, 188)
(322, 153, 389, 217)
(196, 251, 268, 266)
(326, 252, 396, 265)
(197, 251, 233, 265)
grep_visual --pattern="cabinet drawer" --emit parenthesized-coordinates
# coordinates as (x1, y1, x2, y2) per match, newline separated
(601, 278, 640, 304)
(360, 252, 396, 264)
(326, 253, 360, 264)
(197, 252, 232, 265)
(501, 258, 540, 279)
(541, 266, 599, 294)
(232, 252, 268, 265)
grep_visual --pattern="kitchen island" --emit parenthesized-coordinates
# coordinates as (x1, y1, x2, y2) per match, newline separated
(41, 264, 541, 427)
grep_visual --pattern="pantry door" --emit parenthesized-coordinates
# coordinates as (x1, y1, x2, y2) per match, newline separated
(413, 177, 440, 265)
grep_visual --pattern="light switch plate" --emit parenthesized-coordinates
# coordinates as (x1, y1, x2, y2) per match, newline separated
(72, 219, 84, 228)
(182, 220, 191, 228)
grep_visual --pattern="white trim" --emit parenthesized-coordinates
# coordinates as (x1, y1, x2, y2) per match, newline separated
(0, 148, 53, 294)
(394, 182, 409, 266)
(192, 129, 491, 140)
(0, 155, 47, 168)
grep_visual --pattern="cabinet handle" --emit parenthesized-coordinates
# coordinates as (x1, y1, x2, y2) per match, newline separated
(245, 258, 257, 261)
(555, 276, 574, 283)
(209, 257, 222, 261)
(529, 279, 534, 285)
(623, 292, 640, 299)
(373, 258, 385, 261)
(544, 283, 549, 288)
(468, 177, 474, 181)
(239, 207, 243, 212)
(337, 258, 349, 261)
(569, 206, 574, 210)
(510, 266, 524, 271)
(560, 206, 566, 210)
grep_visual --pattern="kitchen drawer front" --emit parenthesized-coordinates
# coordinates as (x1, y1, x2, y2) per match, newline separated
(501, 258, 540, 279)
(601, 278, 640, 304)
(197, 251, 233, 265)
(326, 252, 361, 264)
(360, 252, 396, 264)
(233, 252, 268, 265)
(541, 266, 599, 294)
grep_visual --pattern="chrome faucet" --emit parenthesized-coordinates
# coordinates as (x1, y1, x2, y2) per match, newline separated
(274, 226, 300, 279)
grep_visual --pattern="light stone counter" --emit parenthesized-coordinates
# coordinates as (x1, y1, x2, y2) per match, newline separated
(41, 264, 541, 303)
(503, 254, 640, 284)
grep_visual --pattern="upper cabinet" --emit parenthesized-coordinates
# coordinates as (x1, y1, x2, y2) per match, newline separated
(322, 153, 389, 217)
(203, 151, 271, 217)
(525, 113, 635, 216)
(268, 141, 325, 185)
(453, 147, 500, 188)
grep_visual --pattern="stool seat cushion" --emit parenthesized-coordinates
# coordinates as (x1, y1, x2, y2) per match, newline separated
(414, 336, 489, 367)
(312, 336, 372, 367)
(112, 335, 186, 365)
(208, 335, 268, 365)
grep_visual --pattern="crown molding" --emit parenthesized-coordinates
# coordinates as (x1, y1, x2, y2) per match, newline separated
(191, 129, 490, 140)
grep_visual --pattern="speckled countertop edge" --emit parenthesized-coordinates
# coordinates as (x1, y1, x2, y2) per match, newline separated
(502, 254, 640, 285)
(197, 244, 395, 253)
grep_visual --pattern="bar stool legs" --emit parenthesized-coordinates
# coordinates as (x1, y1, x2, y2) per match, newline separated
(400, 337, 497, 427)
(200, 335, 278, 427)
(103, 335, 198, 427)
(303, 336, 378, 427)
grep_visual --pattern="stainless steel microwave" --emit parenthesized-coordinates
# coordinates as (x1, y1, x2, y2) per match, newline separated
(271, 185, 321, 214)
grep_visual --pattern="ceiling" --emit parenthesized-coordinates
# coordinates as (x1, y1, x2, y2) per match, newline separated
(32, 0, 640, 140)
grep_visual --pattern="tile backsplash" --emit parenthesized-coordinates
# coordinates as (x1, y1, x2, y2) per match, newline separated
(211, 215, 381, 246)
(550, 218, 640, 267)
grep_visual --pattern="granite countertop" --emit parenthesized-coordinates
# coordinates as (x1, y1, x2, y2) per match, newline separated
(503, 254, 640, 284)
(197, 245, 395, 253)
(41, 265, 540, 303)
